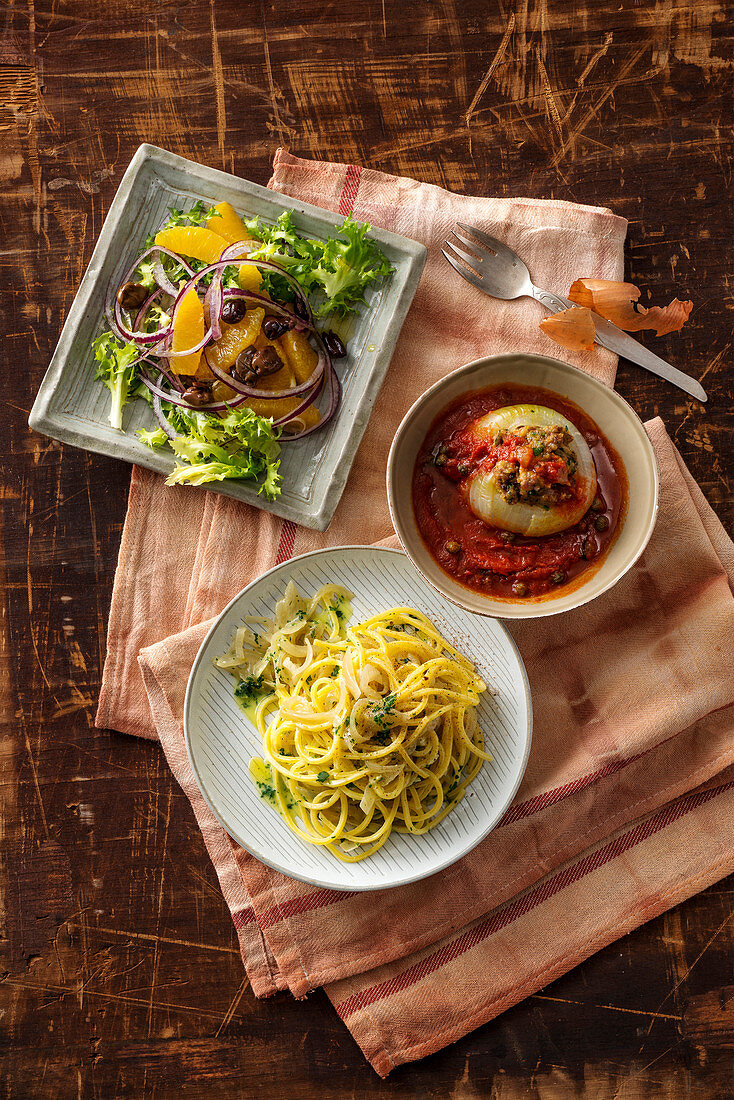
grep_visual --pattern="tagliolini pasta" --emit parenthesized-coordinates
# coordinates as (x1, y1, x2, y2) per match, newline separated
(215, 583, 492, 861)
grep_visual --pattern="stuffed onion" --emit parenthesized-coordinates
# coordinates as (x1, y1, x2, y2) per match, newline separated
(463, 404, 597, 537)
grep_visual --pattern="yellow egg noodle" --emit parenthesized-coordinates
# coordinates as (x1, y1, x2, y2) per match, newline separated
(215, 582, 492, 862)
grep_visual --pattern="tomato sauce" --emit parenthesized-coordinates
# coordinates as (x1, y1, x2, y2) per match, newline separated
(411, 384, 628, 601)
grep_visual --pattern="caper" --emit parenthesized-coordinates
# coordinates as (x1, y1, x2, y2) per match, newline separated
(432, 443, 448, 468)
(457, 460, 470, 475)
(445, 540, 461, 554)
(499, 531, 515, 544)
(591, 496, 604, 512)
(582, 536, 596, 560)
(511, 581, 528, 597)
(551, 570, 566, 585)
(595, 515, 610, 532)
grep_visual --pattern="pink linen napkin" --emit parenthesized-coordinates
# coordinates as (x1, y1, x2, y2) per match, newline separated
(96, 152, 734, 1075)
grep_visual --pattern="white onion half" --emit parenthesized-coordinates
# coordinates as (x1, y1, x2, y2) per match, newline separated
(465, 404, 597, 537)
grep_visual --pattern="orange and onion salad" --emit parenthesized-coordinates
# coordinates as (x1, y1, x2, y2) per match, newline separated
(93, 201, 393, 497)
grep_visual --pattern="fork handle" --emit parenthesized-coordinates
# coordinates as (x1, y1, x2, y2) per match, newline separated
(531, 285, 571, 313)
(530, 283, 707, 403)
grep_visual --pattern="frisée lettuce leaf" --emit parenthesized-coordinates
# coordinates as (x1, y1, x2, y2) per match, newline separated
(137, 404, 282, 499)
(244, 212, 393, 317)
(93, 332, 141, 430)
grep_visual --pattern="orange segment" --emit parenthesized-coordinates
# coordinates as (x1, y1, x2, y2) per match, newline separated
(280, 330, 319, 384)
(155, 226, 233, 265)
(206, 202, 256, 244)
(170, 288, 205, 376)
(243, 395, 320, 431)
(204, 307, 265, 376)
(238, 263, 264, 294)
(250, 349, 320, 429)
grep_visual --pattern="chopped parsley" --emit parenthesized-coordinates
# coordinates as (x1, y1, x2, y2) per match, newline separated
(316, 770, 330, 783)
(370, 692, 397, 728)
(235, 674, 264, 701)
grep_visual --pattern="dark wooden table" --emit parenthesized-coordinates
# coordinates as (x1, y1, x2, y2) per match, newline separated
(2, 2, 732, 1095)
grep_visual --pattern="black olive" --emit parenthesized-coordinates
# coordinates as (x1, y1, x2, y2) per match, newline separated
(182, 385, 212, 407)
(445, 540, 461, 554)
(512, 581, 528, 597)
(550, 570, 566, 585)
(322, 330, 347, 359)
(293, 296, 311, 322)
(221, 299, 248, 325)
(262, 316, 293, 340)
(232, 345, 283, 383)
(595, 515, 610, 532)
(116, 282, 148, 311)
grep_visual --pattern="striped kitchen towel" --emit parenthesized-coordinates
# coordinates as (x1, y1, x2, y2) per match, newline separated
(97, 152, 734, 1074)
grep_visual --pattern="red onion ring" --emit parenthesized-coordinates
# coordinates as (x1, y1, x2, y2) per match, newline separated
(113, 297, 170, 345)
(138, 367, 252, 413)
(106, 244, 196, 344)
(153, 255, 180, 298)
(205, 351, 325, 400)
(272, 372, 325, 427)
(152, 380, 181, 440)
(134, 288, 162, 332)
(280, 359, 341, 440)
(208, 274, 224, 342)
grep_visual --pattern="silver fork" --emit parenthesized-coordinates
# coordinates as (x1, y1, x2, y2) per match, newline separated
(442, 224, 706, 403)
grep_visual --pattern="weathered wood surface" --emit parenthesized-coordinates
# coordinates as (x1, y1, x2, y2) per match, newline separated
(1, 1, 732, 1096)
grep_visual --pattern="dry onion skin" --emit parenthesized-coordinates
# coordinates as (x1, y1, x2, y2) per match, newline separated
(539, 306, 595, 352)
(568, 279, 693, 336)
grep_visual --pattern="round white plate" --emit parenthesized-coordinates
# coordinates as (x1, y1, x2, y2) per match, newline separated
(184, 546, 532, 891)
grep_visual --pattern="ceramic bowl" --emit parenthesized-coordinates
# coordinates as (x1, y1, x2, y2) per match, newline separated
(386, 353, 659, 619)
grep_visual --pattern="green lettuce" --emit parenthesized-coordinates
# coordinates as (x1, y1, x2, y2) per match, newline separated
(245, 212, 393, 316)
(137, 404, 282, 499)
(92, 332, 141, 430)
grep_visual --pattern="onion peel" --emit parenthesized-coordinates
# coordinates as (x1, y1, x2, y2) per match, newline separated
(539, 307, 595, 352)
(568, 279, 693, 336)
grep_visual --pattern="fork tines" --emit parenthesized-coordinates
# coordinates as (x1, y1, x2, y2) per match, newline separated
(443, 233, 482, 274)
(441, 245, 485, 289)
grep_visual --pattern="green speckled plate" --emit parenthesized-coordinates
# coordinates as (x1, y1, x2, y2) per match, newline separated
(29, 144, 427, 531)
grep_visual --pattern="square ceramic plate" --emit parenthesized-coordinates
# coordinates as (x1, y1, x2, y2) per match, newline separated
(29, 144, 427, 531)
